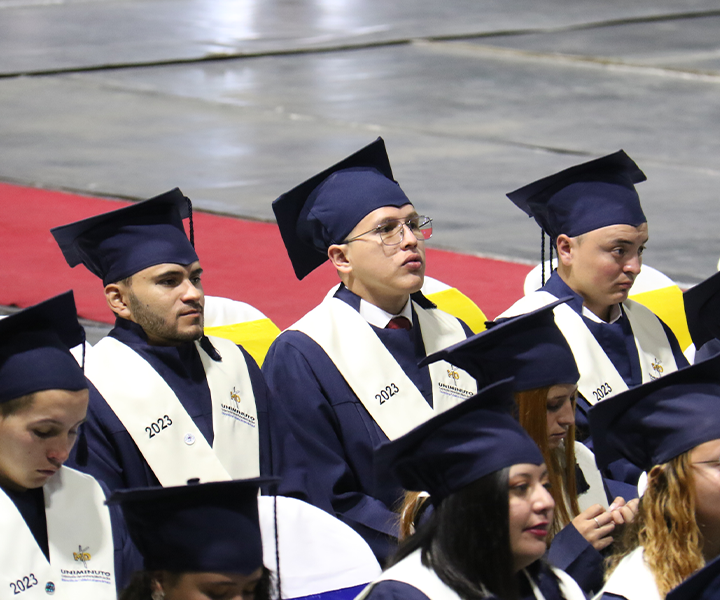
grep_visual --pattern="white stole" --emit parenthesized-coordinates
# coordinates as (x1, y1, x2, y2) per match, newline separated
(595, 547, 660, 600)
(85, 335, 260, 486)
(498, 292, 677, 405)
(290, 298, 476, 440)
(574, 442, 610, 512)
(358, 550, 586, 600)
(0, 467, 116, 599)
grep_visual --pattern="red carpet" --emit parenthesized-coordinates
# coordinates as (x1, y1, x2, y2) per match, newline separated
(0, 182, 531, 329)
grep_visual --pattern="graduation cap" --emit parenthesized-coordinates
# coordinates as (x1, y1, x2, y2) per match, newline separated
(272, 137, 412, 280)
(666, 553, 720, 600)
(684, 271, 720, 350)
(107, 477, 277, 574)
(374, 378, 543, 503)
(51, 188, 198, 286)
(507, 150, 647, 241)
(0, 291, 87, 404)
(421, 298, 578, 392)
(588, 350, 720, 472)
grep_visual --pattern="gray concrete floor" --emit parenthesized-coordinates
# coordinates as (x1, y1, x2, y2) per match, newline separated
(2, 0, 719, 285)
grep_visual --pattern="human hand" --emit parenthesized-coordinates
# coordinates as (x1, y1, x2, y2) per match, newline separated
(571, 504, 615, 551)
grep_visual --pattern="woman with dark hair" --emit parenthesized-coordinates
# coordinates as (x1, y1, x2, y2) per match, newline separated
(590, 351, 720, 600)
(414, 299, 637, 595)
(0, 292, 138, 598)
(358, 377, 585, 600)
(109, 478, 274, 600)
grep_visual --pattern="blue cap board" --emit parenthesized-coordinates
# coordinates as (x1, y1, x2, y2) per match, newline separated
(683, 271, 720, 350)
(272, 137, 412, 280)
(107, 477, 278, 574)
(51, 188, 198, 285)
(507, 150, 647, 241)
(421, 298, 579, 392)
(0, 291, 87, 404)
(589, 350, 720, 472)
(374, 378, 543, 503)
(666, 553, 720, 600)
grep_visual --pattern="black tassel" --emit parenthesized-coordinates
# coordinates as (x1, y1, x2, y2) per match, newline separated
(541, 230, 546, 286)
(186, 195, 195, 248)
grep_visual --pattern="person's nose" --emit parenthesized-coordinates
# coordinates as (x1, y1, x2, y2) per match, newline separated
(533, 483, 555, 515)
(399, 222, 419, 249)
(558, 400, 575, 428)
(47, 437, 73, 467)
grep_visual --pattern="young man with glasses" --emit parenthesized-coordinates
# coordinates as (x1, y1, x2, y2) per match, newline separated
(264, 138, 477, 563)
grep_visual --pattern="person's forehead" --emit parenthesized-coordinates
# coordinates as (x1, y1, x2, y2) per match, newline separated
(134, 260, 202, 279)
(586, 221, 649, 242)
(362, 203, 416, 224)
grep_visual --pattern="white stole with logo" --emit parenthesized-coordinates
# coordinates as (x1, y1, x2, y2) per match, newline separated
(290, 298, 476, 440)
(85, 336, 260, 486)
(498, 292, 677, 406)
(0, 467, 115, 599)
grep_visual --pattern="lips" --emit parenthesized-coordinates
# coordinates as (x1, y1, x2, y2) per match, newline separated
(402, 253, 424, 269)
(524, 521, 550, 537)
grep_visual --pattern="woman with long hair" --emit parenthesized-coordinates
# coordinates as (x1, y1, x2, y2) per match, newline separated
(358, 376, 586, 600)
(0, 292, 138, 598)
(590, 351, 720, 599)
(417, 299, 637, 594)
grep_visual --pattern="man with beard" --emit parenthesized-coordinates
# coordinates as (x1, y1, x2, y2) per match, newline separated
(50, 190, 285, 492)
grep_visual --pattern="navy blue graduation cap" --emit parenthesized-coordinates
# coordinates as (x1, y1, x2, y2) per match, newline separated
(589, 350, 720, 472)
(375, 378, 543, 503)
(107, 477, 276, 574)
(51, 188, 198, 285)
(666, 553, 720, 600)
(507, 150, 647, 241)
(684, 271, 720, 350)
(421, 298, 578, 392)
(272, 137, 412, 280)
(0, 291, 87, 404)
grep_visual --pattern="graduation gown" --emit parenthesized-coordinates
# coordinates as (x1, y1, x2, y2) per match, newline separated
(66, 318, 276, 491)
(0, 467, 141, 596)
(357, 550, 586, 600)
(262, 286, 473, 564)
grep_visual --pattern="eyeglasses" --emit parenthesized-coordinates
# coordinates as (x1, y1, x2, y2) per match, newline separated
(342, 215, 433, 246)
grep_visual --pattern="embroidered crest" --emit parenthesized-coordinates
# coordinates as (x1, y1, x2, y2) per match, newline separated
(650, 358, 664, 380)
(72, 545, 91, 568)
(230, 386, 241, 404)
(446, 367, 460, 381)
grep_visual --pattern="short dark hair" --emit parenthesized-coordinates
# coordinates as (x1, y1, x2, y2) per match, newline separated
(0, 392, 35, 418)
(389, 468, 518, 600)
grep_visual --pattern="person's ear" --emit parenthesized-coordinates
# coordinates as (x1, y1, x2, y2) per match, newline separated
(555, 234, 574, 267)
(328, 244, 352, 276)
(150, 573, 166, 600)
(104, 282, 133, 319)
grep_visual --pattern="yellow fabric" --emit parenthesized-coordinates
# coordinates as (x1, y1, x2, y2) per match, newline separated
(629, 285, 692, 351)
(425, 288, 487, 334)
(204, 318, 281, 366)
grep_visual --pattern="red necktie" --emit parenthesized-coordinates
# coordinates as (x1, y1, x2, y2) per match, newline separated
(386, 316, 412, 330)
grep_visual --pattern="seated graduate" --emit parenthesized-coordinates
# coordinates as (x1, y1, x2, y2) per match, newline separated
(109, 477, 272, 600)
(419, 299, 637, 595)
(0, 292, 139, 597)
(263, 137, 477, 563)
(589, 351, 720, 600)
(358, 377, 586, 600)
(50, 189, 307, 497)
(499, 151, 688, 465)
